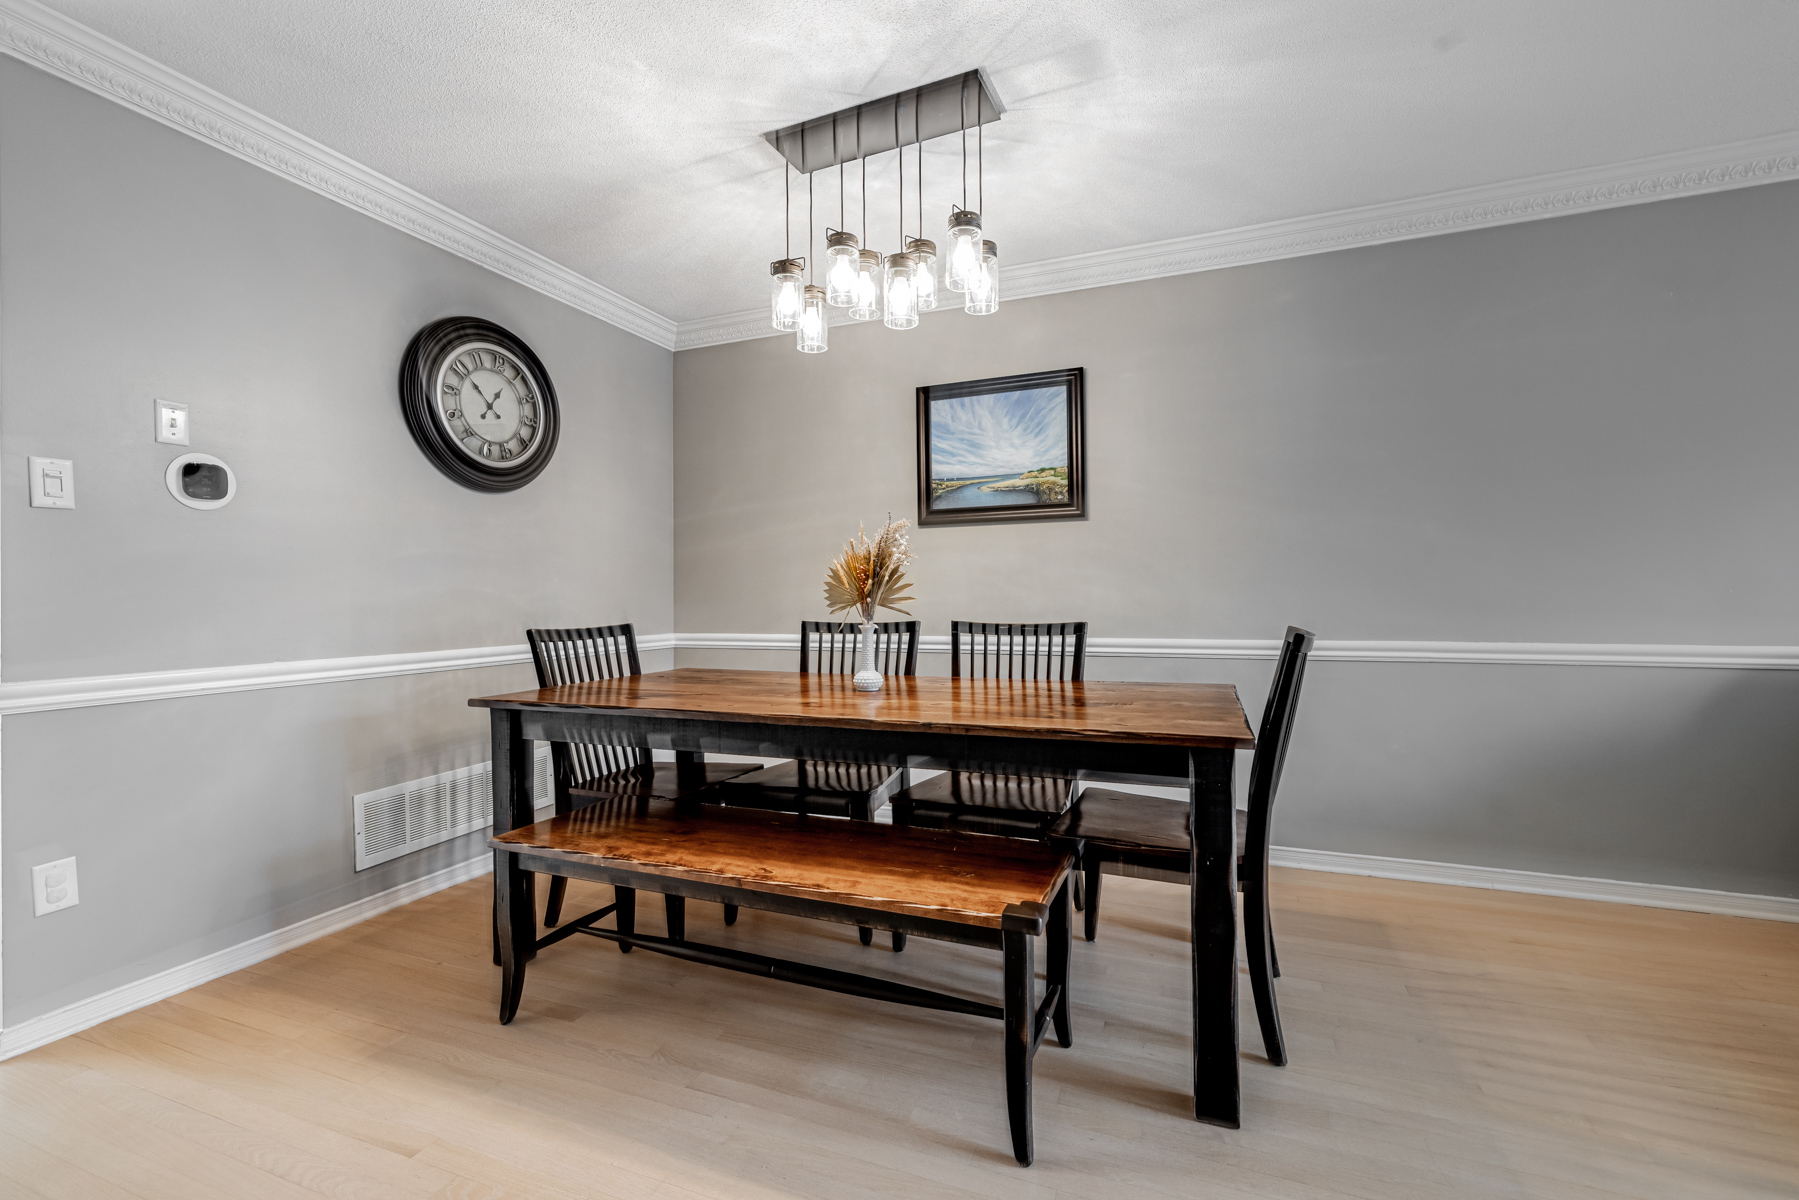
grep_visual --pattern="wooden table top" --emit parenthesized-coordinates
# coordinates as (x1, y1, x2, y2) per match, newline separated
(472, 667, 1254, 750)
(493, 799, 1071, 929)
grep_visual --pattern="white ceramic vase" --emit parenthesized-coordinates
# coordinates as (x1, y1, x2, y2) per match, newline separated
(853, 620, 883, 691)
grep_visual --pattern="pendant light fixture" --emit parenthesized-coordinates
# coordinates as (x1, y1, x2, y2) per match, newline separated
(798, 168, 827, 352)
(905, 94, 939, 313)
(764, 70, 1003, 353)
(769, 135, 804, 331)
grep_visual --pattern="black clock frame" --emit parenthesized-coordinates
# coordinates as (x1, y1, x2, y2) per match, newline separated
(399, 316, 561, 493)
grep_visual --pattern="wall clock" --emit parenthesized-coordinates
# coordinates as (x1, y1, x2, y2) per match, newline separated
(398, 317, 560, 492)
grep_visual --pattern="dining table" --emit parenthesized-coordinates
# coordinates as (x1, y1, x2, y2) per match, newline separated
(471, 666, 1257, 1126)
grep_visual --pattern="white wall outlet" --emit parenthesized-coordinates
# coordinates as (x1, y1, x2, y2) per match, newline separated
(155, 398, 190, 445)
(28, 456, 74, 509)
(31, 856, 80, 916)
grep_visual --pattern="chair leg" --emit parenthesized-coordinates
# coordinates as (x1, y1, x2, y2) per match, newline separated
(1072, 868, 1085, 912)
(723, 903, 739, 926)
(495, 854, 534, 1025)
(544, 876, 568, 927)
(1002, 929, 1035, 1167)
(1048, 876, 1073, 1048)
(615, 885, 636, 953)
(664, 894, 686, 942)
(858, 926, 873, 946)
(892, 930, 908, 952)
(1242, 878, 1286, 1066)
(1083, 857, 1103, 942)
(1270, 926, 1280, 978)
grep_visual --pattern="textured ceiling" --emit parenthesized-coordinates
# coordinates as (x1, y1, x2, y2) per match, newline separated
(38, 1, 1799, 324)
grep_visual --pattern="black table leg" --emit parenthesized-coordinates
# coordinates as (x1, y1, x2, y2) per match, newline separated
(491, 709, 538, 1024)
(1002, 928, 1035, 1166)
(665, 894, 686, 942)
(1048, 875, 1073, 1048)
(615, 885, 636, 952)
(674, 749, 705, 791)
(1190, 747, 1240, 1127)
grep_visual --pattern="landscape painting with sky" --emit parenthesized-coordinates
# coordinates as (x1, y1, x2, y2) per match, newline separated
(928, 385, 1071, 510)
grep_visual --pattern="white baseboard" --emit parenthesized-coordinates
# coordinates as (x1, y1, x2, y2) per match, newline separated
(0, 854, 492, 1062)
(1271, 845, 1799, 923)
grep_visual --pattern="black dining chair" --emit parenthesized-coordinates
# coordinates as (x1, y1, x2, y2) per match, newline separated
(889, 621, 1088, 840)
(526, 623, 761, 936)
(716, 620, 919, 944)
(1048, 625, 1314, 1066)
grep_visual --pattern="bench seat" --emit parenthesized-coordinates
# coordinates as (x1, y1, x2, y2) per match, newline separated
(490, 797, 1072, 1165)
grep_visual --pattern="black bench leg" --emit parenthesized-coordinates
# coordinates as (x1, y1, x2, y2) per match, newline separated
(1003, 929, 1035, 1166)
(1243, 878, 1286, 1066)
(1083, 857, 1102, 942)
(892, 931, 908, 952)
(665, 894, 686, 942)
(496, 852, 535, 1025)
(544, 877, 568, 927)
(858, 926, 873, 945)
(723, 903, 739, 926)
(1048, 876, 1073, 1049)
(615, 885, 636, 953)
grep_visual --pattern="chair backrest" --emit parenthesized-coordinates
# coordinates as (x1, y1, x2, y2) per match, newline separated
(1241, 626, 1314, 883)
(525, 623, 647, 789)
(950, 621, 1087, 681)
(799, 620, 920, 676)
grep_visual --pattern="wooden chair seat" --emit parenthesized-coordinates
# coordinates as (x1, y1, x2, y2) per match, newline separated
(570, 760, 760, 803)
(1047, 789, 1248, 861)
(713, 758, 901, 819)
(892, 771, 1078, 838)
(490, 799, 1073, 1165)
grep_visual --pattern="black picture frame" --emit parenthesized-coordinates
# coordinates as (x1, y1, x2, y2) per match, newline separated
(916, 368, 1085, 526)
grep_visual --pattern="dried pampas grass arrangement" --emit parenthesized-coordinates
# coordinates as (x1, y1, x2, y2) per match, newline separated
(824, 517, 915, 624)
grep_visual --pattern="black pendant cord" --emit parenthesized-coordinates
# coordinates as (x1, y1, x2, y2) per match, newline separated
(978, 105, 983, 216)
(858, 107, 866, 245)
(784, 137, 792, 262)
(808, 169, 814, 283)
(915, 88, 923, 241)
(896, 95, 903, 249)
(837, 114, 844, 234)
(960, 74, 969, 211)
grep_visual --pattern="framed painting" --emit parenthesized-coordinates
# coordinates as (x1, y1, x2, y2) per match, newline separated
(916, 367, 1086, 526)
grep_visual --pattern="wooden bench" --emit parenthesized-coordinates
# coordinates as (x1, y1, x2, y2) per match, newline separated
(490, 798, 1073, 1165)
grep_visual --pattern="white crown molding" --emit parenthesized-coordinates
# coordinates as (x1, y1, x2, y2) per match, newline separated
(675, 632, 1799, 670)
(1271, 846, 1799, 923)
(0, 0, 677, 349)
(675, 129, 1799, 351)
(0, 853, 492, 1062)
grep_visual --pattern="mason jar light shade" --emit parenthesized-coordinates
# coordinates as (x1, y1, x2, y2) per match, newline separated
(824, 231, 859, 308)
(944, 209, 982, 293)
(850, 248, 882, 320)
(797, 284, 828, 353)
(883, 253, 919, 330)
(964, 240, 999, 315)
(906, 237, 938, 311)
(769, 258, 804, 332)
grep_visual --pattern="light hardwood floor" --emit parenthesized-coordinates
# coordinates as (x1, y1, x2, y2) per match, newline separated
(2, 868, 1795, 1199)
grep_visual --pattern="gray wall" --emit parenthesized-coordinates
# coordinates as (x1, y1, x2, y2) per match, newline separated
(674, 180, 1799, 899)
(1, 59, 674, 1024)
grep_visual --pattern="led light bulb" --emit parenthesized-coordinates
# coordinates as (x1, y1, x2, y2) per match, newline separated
(945, 209, 982, 293)
(768, 258, 804, 332)
(883, 253, 919, 330)
(964, 240, 999, 315)
(797, 284, 828, 353)
(850, 248, 881, 320)
(905, 237, 938, 312)
(824, 231, 859, 307)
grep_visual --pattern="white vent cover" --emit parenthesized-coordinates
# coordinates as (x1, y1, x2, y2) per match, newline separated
(354, 745, 551, 871)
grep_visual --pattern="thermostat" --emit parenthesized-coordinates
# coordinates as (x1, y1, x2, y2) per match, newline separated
(165, 453, 236, 510)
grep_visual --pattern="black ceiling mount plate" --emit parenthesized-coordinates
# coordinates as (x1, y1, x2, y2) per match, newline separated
(764, 69, 1004, 175)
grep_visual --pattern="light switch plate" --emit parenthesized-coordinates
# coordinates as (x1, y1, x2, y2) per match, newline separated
(28, 456, 74, 509)
(32, 856, 80, 916)
(155, 398, 190, 445)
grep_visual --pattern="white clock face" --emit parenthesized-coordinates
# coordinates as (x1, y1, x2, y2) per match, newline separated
(433, 342, 544, 466)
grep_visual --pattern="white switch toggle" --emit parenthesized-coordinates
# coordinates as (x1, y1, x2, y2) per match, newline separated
(155, 398, 190, 445)
(32, 856, 80, 915)
(29, 456, 75, 509)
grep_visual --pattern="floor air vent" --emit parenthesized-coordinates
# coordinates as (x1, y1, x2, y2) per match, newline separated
(354, 745, 551, 870)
